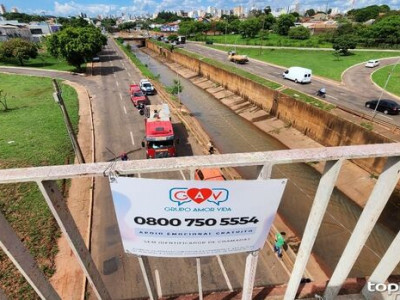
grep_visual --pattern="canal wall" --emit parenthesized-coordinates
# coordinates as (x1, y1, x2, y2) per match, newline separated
(147, 40, 395, 175)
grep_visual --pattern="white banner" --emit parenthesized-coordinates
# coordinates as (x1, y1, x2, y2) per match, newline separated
(110, 177, 287, 257)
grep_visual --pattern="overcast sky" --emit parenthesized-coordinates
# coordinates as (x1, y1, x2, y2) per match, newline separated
(1, 0, 399, 17)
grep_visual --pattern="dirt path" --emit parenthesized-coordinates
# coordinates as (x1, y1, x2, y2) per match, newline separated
(50, 81, 93, 300)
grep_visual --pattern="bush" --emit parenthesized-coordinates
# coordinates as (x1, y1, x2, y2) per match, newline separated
(288, 26, 311, 40)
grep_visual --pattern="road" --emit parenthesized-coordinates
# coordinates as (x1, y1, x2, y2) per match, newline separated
(184, 43, 400, 126)
(88, 38, 290, 299)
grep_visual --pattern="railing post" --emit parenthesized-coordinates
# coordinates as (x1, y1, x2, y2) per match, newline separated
(241, 163, 274, 300)
(196, 258, 203, 300)
(362, 230, 400, 299)
(0, 210, 61, 300)
(285, 160, 343, 299)
(37, 180, 111, 300)
(242, 251, 259, 300)
(138, 256, 158, 300)
(324, 156, 400, 299)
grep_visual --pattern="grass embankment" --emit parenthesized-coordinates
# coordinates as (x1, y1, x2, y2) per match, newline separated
(148, 39, 280, 89)
(0, 49, 76, 72)
(115, 39, 157, 80)
(209, 45, 400, 81)
(372, 64, 400, 97)
(175, 48, 281, 90)
(281, 88, 336, 111)
(0, 74, 78, 299)
(191, 33, 332, 48)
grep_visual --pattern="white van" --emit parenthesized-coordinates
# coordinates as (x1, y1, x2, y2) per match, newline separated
(283, 67, 312, 83)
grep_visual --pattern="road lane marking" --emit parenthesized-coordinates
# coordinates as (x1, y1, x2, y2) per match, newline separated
(179, 170, 186, 180)
(116, 81, 119, 87)
(217, 255, 233, 291)
(380, 114, 393, 120)
(155, 269, 163, 298)
(127, 72, 132, 78)
(123, 105, 127, 114)
(130, 131, 135, 145)
(113, 73, 116, 78)
(327, 95, 338, 101)
(119, 93, 123, 100)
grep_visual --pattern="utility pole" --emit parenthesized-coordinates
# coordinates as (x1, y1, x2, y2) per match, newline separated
(52, 79, 85, 164)
(371, 58, 400, 122)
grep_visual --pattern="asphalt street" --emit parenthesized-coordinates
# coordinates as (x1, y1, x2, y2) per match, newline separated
(184, 43, 400, 126)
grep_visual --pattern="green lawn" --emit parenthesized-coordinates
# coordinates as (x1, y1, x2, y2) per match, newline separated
(210, 45, 400, 81)
(371, 64, 400, 97)
(0, 74, 78, 299)
(0, 51, 81, 72)
(191, 33, 332, 48)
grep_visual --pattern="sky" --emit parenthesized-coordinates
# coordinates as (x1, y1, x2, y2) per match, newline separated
(1, 0, 400, 17)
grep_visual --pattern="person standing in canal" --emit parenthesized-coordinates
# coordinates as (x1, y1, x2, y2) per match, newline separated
(274, 232, 286, 258)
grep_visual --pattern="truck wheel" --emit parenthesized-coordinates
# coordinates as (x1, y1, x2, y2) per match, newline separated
(294, 79, 298, 83)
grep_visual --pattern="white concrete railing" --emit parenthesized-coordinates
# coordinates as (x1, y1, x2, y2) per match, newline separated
(0, 143, 400, 300)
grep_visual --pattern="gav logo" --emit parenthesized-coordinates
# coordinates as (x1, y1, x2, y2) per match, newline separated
(169, 187, 229, 206)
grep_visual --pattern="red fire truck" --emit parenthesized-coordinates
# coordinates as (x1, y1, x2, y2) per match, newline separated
(141, 104, 178, 158)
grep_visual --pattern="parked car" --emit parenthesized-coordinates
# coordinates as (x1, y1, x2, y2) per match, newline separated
(139, 79, 156, 95)
(283, 67, 312, 83)
(195, 168, 225, 181)
(365, 60, 380, 68)
(365, 99, 400, 115)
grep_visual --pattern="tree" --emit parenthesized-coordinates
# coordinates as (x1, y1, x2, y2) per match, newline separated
(332, 34, 357, 55)
(360, 15, 400, 46)
(288, 26, 311, 40)
(153, 11, 179, 23)
(167, 34, 178, 42)
(118, 22, 136, 31)
(264, 6, 272, 15)
(178, 20, 196, 36)
(305, 9, 315, 17)
(348, 5, 382, 22)
(276, 14, 295, 36)
(215, 21, 228, 34)
(239, 18, 261, 38)
(0, 89, 11, 111)
(2, 12, 45, 23)
(59, 17, 90, 28)
(46, 26, 106, 71)
(220, 14, 239, 23)
(0, 38, 38, 65)
(248, 9, 263, 18)
(228, 19, 241, 34)
(290, 12, 300, 21)
(258, 14, 276, 30)
(101, 18, 117, 32)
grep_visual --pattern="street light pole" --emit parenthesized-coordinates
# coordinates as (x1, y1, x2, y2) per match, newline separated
(176, 72, 181, 105)
(371, 57, 400, 121)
